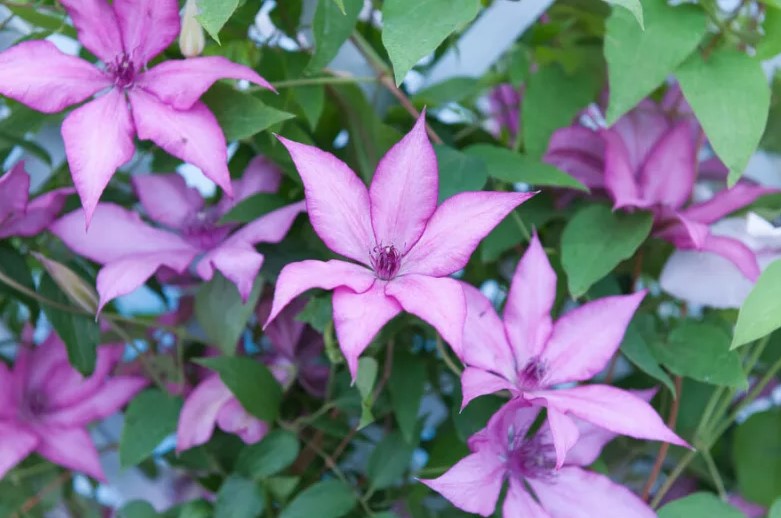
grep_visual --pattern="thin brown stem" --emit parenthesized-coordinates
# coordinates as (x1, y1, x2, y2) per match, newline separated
(642, 375, 683, 501)
(12, 471, 72, 517)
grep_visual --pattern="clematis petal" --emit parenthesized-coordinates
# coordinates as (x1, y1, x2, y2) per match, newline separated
(129, 90, 232, 198)
(0, 423, 39, 479)
(682, 183, 776, 225)
(195, 245, 264, 303)
(386, 274, 466, 354)
(655, 212, 710, 250)
(51, 204, 198, 265)
(503, 478, 552, 518)
(542, 291, 645, 385)
(531, 385, 687, 448)
(369, 113, 438, 253)
(176, 375, 233, 452)
(265, 260, 376, 325)
(277, 137, 373, 265)
(43, 345, 123, 409)
(504, 233, 556, 364)
(545, 408, 580, 469)
(62, 90, 136, 224)
(563, 416, 619, 468)
(612, 100, 671, 170)
(45, 377, 147, 426)
(460, 283, 515, 375)
(460, 367, 515, 410)
(421, 452, 506, 517)
(3, 188, 74, 238)
(602, 130, 643, 209)
(59, 0, 123, 62)
(0, 363, 14, 415)
(132, 173, 204, 229)
(96, 251, 197, 311)
(219, 201, 306, 247)
(138, 57, 274, 111)
(216, 398, 268, 444)
(36, 427, 105, 481)
(113, 0, 180, 65)
(402, 191, 535, 276)
(700, 234, 760, 281)
(544, 127, 605, 190)
(216, 156, 282, 216)
(333, 282, 402, 379)
(528, 466, 656, 518)
(0, 162, 30, 222)
(638, 122, 696, 209)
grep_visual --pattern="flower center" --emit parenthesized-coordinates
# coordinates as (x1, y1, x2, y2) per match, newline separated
(109, 53, 136, 88)
(21, 390, 48, 419)
(517, 357, 547, 389)
(506, 434, 557, 481)
(181, 209, 232, 250)
(370, 244, 401, 280)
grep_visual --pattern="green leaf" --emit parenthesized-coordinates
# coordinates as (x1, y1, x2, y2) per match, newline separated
(202, 84, 294, 141)
(118, 501, 158, 518)
(651, 322, 746, 388)
(39, 273, 99, 376)
(195, 272, 263, 355)
(0, 245, 39, 319)
(732, 259, 781, 349)
(522, 64, 599, 159)
(267, 477, 300, 503)
(604, 0, 705, 123)
(295, 295, 333, 334)
(214, 476, 265, 518)
(356, 357, 378, 429)
(331, 0, 346, 14)
(757, 7, 781, 60)
(620, 316, 675, 394)
(197, 356, 283, 422)
(658, 493, 745, 518)
(218, 193, 288, 224)
(292, 85, 325, 130)
(367, 432, 416, 491)
(435, 145, 488, 202)
(603, 0, 644, 28)
(769, 499, 781, 518)
(236, 430, 300, 479)
(120, 390, 182, 468)
(196, 0, 241, 43)
(389, 349, 426, 443)
(677, 50, 770, 184)
(382, 0, 481, 85)
(411, 77, 482, 105)
(280, 480, 356, 518)
(560, 205, 652, 297)
(734, 410, 781, 506)
(465, 144, 587, 191)
(308, 0, 363, 72)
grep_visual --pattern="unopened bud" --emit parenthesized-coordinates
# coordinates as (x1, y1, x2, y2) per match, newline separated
(179, 0, 205, 58)
(33, 253, 98, 314)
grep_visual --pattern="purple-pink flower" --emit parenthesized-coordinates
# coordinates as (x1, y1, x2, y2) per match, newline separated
(0, 162, 73, 239)
(422, 399, 656, 517)
(455, 234, 686, 465)
(0, 331, 146, 480)
(176, 374, 268, 452)
(50, 157, 305, 311)
(0, 0, 273, 223)
(545, 98, 774, 280)
(265, 114, 535, 378)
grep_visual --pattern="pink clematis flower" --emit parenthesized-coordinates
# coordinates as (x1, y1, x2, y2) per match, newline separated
(176, 374, 268, 452)
(545, 98, 774, 280)
(265, 114, 535, 378)
(50, 157, 305, 311)
(455, 234, 686, 465)
(488, 83, 523, 140)
(258, 295, 329, 398)
(422, 399, 656, 517)
(0, 0, 273, 223)
(0, 162, 73, 239)
(0, 331, 146, 480)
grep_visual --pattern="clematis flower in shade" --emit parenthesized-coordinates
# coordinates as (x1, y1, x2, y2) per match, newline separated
(265, 114, 535, 378)
(545, 98, 775, 280)
(0, 331, 146, 480)
(421, 399, 656, 518)
(176, 374, 268, 452)
(51, 157, 305, 311)
(0, 0, 274, 223)
(258, 295, 329, 398)
(0, 162, 73, 239)
(488, 83, 523, 140)
(455, 233, 686, 465)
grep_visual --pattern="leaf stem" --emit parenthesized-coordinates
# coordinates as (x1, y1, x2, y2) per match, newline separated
(270, 76, 378, 89)
(642, 375, 682, 500)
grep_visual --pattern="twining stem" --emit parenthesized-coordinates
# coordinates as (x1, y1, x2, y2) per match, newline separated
(435, 335, 463, 376)
(11, 471, 72, 518)
(350, 31, 444, 145)
(270, 75, 378, 89)
(701, 449, 727, 499)
(510, 210, 532, 242)
(642, 375, 682, 500)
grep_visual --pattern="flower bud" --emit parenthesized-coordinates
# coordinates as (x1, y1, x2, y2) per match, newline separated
(33, 253, 99, 314)
(179, 0, 205, 58)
